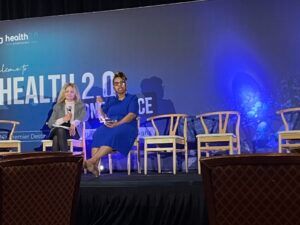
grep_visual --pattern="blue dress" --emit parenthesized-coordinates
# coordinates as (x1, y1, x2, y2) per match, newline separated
(92, 93, 139, 155)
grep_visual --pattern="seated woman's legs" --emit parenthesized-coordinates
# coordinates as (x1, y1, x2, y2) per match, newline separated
(90, 146, 113, 164)
(57, 128, 69, 151)
(52, 136, 59, 151)
(51, 128, 69, 151)
(84, 146, 113, 176)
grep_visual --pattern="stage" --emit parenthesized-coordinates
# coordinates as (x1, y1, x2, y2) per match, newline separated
(76, 172, 208, 225)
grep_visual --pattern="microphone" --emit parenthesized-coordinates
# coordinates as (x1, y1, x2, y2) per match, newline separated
(65, 106, 72, 125)
(67, 106, 72, 113)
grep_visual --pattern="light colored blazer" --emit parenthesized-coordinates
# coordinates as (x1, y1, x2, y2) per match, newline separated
(48, 101, 86, 129)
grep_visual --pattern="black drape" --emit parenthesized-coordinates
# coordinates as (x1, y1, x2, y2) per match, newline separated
(0, 0, 197, 21)
(77, 178, 208, 225)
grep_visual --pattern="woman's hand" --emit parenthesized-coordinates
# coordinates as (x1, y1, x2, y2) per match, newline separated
(69, 124, 76, 136)
(96, 96, 104, 103)
(105, 120, 119, 128)
(63, 113, 72, 122)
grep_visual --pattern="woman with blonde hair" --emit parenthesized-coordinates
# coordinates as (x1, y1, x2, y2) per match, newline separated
(48, 83, 86, 151)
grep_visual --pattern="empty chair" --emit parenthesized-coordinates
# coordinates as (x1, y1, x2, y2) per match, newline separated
(201, 154, 300, 225)
(196, 111, 241, 174)
(0, 120, 21, 153)
(42, 122, 86, 160)
(277, 107, 300, 153)
(144, 114, 188, 175)
(0, 152, 82, 225)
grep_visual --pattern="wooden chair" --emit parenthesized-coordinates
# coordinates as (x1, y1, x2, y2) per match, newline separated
(201, 154, 300, 225)
(41, 122, 86, 160)
(0, 152, 82, 225)
(0, 120, 21, 153)
(196, 111, 241, 174)
(277, 107, 300, 153)
(95, 117, 141, 175)
(144, 114, 188, 175)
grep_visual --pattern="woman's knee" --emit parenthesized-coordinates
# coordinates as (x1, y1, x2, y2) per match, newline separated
(57, 128, 67, 136)
(91, 147, 99, 156)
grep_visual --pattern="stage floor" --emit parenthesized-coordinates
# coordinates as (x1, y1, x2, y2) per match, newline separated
(77, 172, 208, 225)
(80, 172, 202, 187)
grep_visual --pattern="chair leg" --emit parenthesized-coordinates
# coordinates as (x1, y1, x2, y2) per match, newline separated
(229, 137, 233, 155)
(137, 144, 141, 174)
(205, 143, 210, 157)
(157, 153, 161, 174)
(69, 142, 74, 152)
(185, 149, 188, 173)
(144, 143, 148, 175)
(184, 138, 188, 173)
(286, 140, 290, 153)
(237, 139, 241, 154)
(127, 152, 131, 175)
(17, 143, 21, 153)
(108, 154, 112, 174)
(278, 134, 282, 153)
(173, 146, 176, 175)
(82, 145, 87, 174)
(197, 139, 201, 175)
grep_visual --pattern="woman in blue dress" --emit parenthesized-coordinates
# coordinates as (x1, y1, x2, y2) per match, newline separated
(83, 72, 139, 176)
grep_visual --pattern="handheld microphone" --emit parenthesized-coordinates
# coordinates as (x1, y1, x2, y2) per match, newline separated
(67, 106, 72, 113)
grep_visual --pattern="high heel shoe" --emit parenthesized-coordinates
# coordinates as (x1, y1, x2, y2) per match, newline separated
(83, 160, 99, 177)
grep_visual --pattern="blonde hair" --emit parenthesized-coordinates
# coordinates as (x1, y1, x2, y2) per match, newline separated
(57, 83, 81, 103)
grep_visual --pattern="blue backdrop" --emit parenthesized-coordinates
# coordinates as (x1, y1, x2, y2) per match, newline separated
(0, 0, 300, 157)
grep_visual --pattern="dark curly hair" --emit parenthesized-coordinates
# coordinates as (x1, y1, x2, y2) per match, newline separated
(113, 71, 127, 83)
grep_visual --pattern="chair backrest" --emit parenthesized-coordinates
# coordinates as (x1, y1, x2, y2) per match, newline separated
(277, 107, 300, 131)
(0, 152, 82, 225)
(196, 111, 240, 135)
(201, 154, 300, 225)
(147, 114, 188, 137)
(0, 120, 20, 140)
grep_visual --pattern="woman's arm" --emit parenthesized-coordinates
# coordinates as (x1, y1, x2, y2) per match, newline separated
(105, 95, 139, 128)
(117, 112, 137, 125)
(105, 112, 136, 128)
(96, 96, 107, 119)
(72, 102, 86, 126)
(48, 103, 72, 128)
(98, 105, 107, 120)
(48, 104, 59, 128)
(69, 102, 86, 136)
